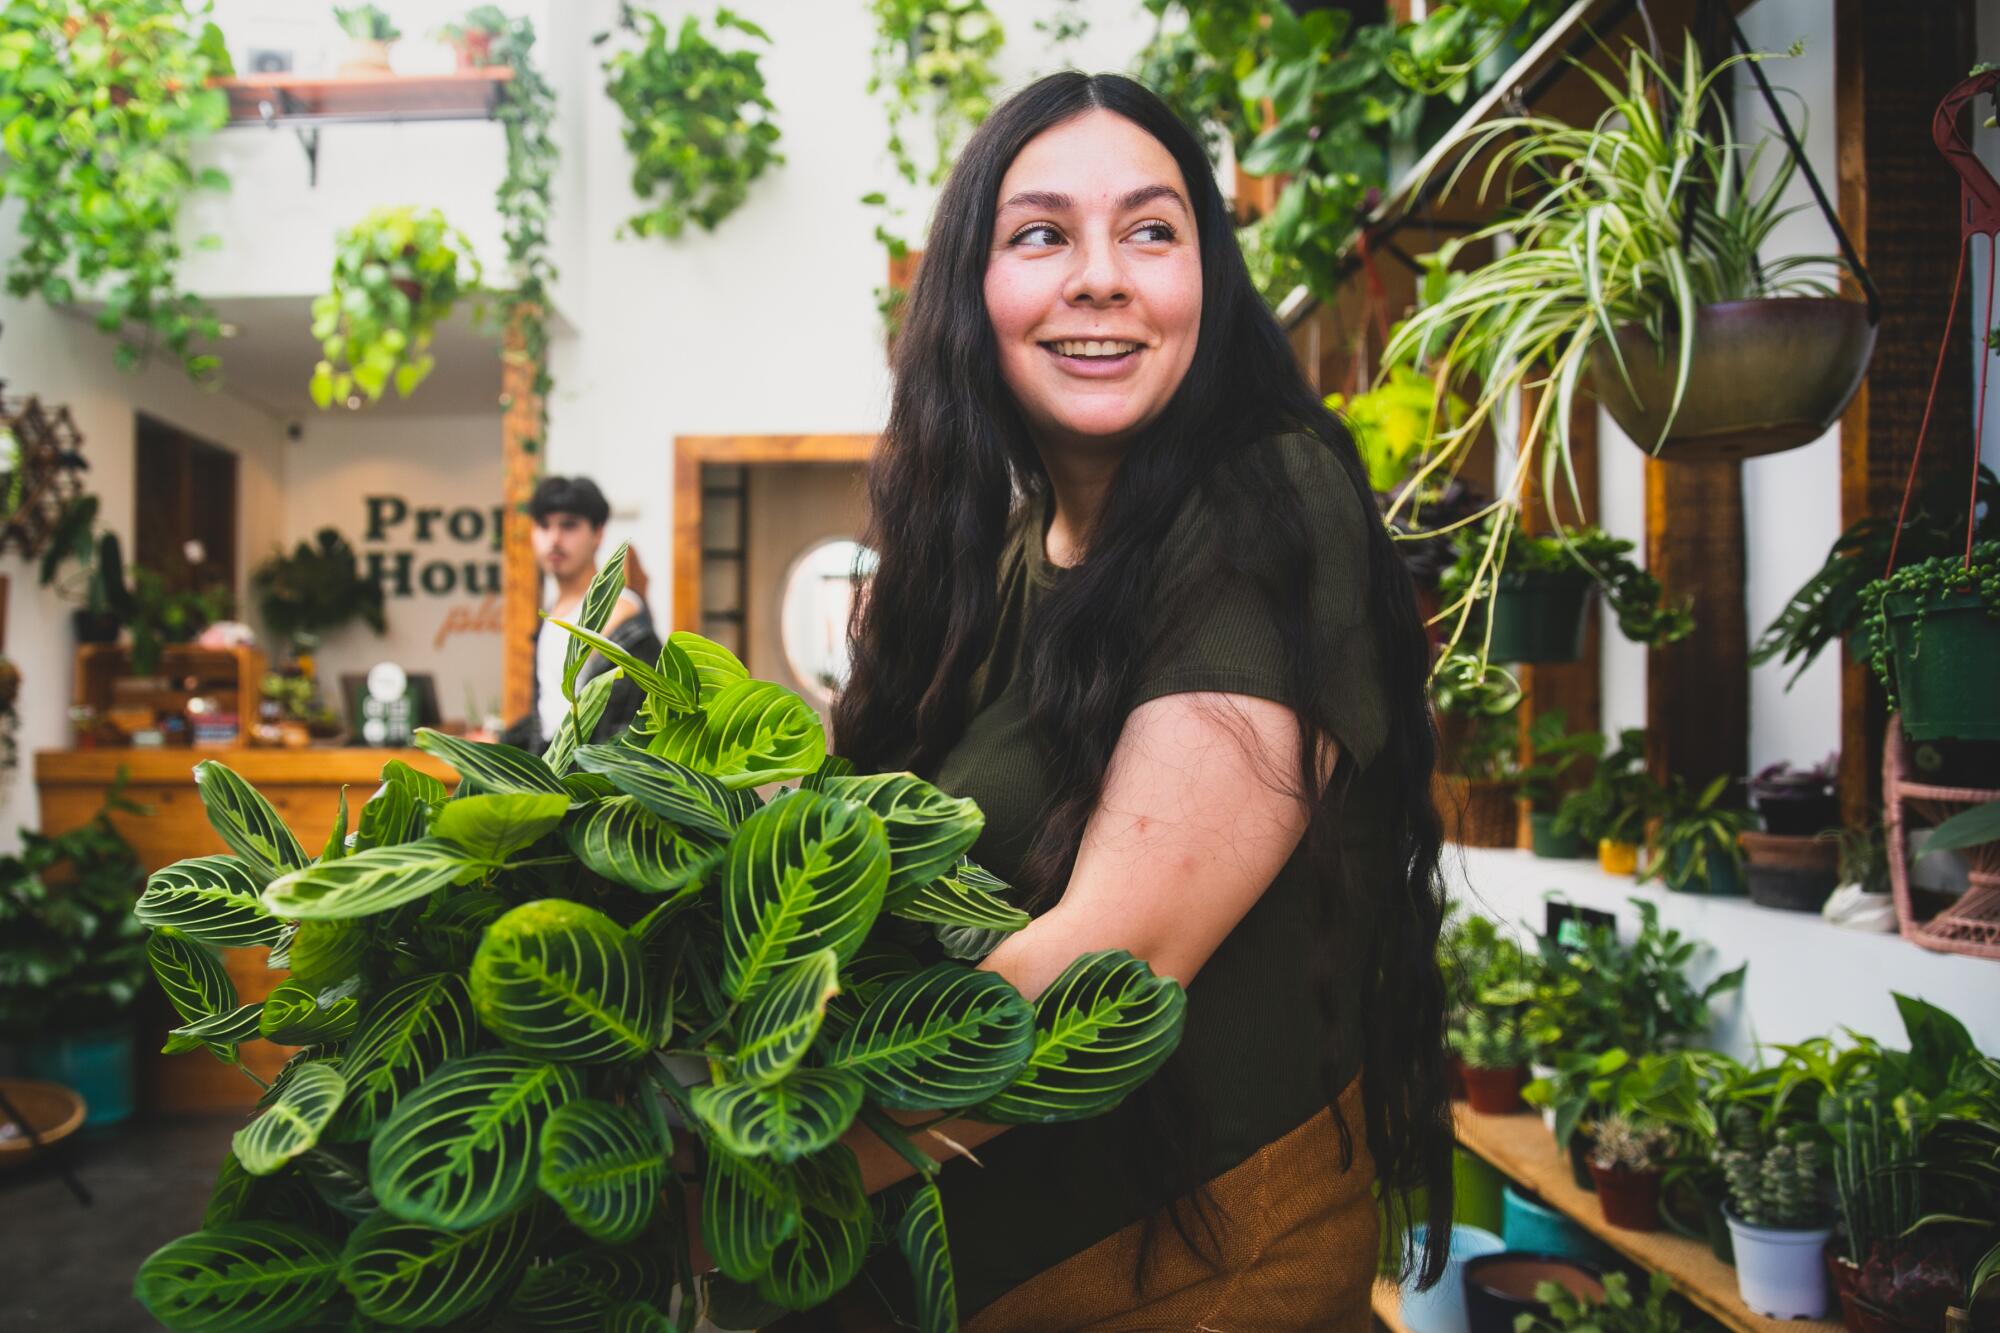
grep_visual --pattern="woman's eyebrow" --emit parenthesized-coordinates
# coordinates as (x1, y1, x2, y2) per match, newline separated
(996, 185, 1189, 215)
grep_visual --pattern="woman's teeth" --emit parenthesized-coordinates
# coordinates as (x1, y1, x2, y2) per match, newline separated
(1047, 339, 1140, 358)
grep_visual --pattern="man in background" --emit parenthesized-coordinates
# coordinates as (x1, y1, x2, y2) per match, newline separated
(496, 475, 661, 753)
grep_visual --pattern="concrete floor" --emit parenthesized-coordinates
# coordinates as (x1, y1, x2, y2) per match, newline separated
(0, 1113, 233, 1331)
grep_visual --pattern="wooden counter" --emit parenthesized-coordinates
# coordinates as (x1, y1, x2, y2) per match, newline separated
(34, 746, 458, 1112)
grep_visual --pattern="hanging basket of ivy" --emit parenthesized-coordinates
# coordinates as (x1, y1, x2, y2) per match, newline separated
(310, 206, 484, 409)
(598, 5, 784, 241)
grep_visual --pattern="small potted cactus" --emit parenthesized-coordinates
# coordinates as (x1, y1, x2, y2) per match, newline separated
(1449, 1001, 1532, 1115)
(1720, 1111, 1833, 1320)
(1587, 1113, 1676, 1231)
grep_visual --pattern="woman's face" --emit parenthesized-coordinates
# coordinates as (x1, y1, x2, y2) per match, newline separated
(984, 109, 1203, 455)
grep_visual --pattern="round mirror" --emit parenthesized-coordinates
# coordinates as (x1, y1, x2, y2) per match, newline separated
(779, 539, 877, 703)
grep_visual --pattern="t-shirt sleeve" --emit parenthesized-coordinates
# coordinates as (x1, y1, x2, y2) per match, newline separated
(1129, 433, 1391, 770)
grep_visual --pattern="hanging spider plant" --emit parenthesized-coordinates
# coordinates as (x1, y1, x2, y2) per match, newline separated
(1385, 35, 1857, 665)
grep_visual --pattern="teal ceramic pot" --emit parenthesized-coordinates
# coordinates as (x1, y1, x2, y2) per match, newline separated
(1501, 1185, 1602, 1264)
(16, 1024, 135, 1127)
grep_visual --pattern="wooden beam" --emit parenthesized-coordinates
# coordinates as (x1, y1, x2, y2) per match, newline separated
(500, 303, 543, 724)
(1833, 0, 1977, 825)
(1646, 457, 1747, 791)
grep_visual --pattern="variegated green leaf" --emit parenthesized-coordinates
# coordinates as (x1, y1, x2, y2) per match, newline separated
(701, 1144, 800, 1281)
(828, 964, 1034, 1111)
(721, 789, 890, 1001)
(505, 1242, 670, 1330)
(548, 616, 700, 712)
(896, 1180, 958, 1333)
(168, 1003, 265, 1051)
(370, 1052, 582, 1228)
(648, 679, 826, 789)
(788, 1143, 866, 1223)
(339, 1206, 538, 1326)
(565, 795, 725, 896)
(414, 728, 566, 796)
(283, 920, 366, 988)
(971, 950, 1187, 1124)
(574, 742, 741, 839)
(821, 941, 921, 1040)
(820, 774, 983, 905)
(606, 1301, 674, 1332)
(733, 948, 840, 1086)
(470, 899, 657, 1064)
(258, 978, 360, 1045)
(148, 927, 237, 1046)
(353, 777, 419, 851)
(799, 754, 856, 793)
(430, 791, 571, 861)
(193, 760, 310, 882)
(691, 1068, 865, 1163)
(136, 855, 285, 948)
(418, 891, 510, 970)
(384, 758, 450, 807)
(262, 838, 484, 920)
(135, 1223, 341, 1332)
(670, 629, 749, 705)
(755, 1204, 870, 1312)
(330, 973, 479, 1143)
(899, 858, 1029, 940)
(320, 787, 349, 862)
(537, 1097, 666, 1243)
(545, 668, 621, 776)
(704, 1274, 792, 1330)
(564, 541, 631, 701)
(233, 1062, 347, 1176)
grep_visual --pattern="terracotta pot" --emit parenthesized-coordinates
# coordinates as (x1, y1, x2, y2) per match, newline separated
(1592, 297, 1876, 461)
(1461, 1064, 1527, 1115)
(1827, 1254, 1933, 1333)
(452, 30, 495, 69)
(1437, 774, 1519, 847)
(1587, 1161, 1663, 1231)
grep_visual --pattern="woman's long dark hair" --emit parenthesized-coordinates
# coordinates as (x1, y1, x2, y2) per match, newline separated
(833, 71, 1454, 1287)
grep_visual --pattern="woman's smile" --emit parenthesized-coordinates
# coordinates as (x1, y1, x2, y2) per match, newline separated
(1040, 335, 1151, 376)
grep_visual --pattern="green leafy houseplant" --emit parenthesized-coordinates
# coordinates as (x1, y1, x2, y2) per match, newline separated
(868, 0, 1004, 191)
(0, 785, 148, 1040)
(129, 547, 1187, 1331)
(1325, 366, 1468, 495)
(1645, 774, 1755, 895)
(38, 495, 137, 638)
(599, 5, 784, 241)
(483, 10, 560, 459)
(1530, 897, 1744, 1059)
(1554, 728, 1657, 849)
(1508, 711, 1602, 815)
(333, 5, 400, 42)
(125, 567, 232, 676)
(1857, 539, 2000, 741)
(251, 528, 387, 657)
(0, 0, 234, 380)
(311, 206, 484, 409)
(1514, 1270, 1696, 1333)
(435, 4, 506, 66)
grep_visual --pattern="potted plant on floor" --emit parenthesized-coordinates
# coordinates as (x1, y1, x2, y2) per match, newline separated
(1554, 729, 1657, 874)
(1859, 539, 2000, 744)
(334, 4, 401, 72)
(1432, 651, 1521, 847)
(0, 786, 148, 1127)
(1721, 1110, 1835, 1319)
(1588, 1113, 1675, 1231)
(1647, 774, 1755, 896)
(1511, 711, 1603, 858)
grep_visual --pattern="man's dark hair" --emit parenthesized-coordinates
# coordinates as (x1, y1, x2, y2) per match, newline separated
(528, 476, 609, 528)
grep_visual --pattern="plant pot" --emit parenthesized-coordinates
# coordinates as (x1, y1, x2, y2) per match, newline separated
(1597, 838, 1639, 875)
(0, 1078, 86, 1167)
(1529, 1062, 1557, 1131)
(1740, 830, 1839, 913)
(340, 38, 393, 73)
(1664, 842, 1746, 896)
(1725, 1211, 1833, 1320)
(16, 1024, 134, 1127)
(1463, 1253, 1606, 1333)
(1460, 1064, 1527, 1115)
(1501, 1185, 1602, 1264)
(1586, 1162, 1662, 1230)
(1398, 1222, 1505, 1333)
(1528, 812, 1585, 859)
(451, 31, 494, 69)
(1825, 1253, 1933, 1333)
(1592, 297, 1876, 461)
(1438, 775, 1518, 848)
(1884, 591, 2000, 742)
(1485, 572, 1592, 663)
(1752, 789, 1840, 836)
(1566, 1134, 1596, 1193)
(71, 608, 120, 644)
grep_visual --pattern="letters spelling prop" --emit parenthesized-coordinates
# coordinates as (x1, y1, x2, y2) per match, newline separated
(363, 496, 504, 599)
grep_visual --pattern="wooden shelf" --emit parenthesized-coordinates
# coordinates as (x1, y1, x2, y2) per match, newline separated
(1451, 1105, 1841, 1333)
(216, 68, 513, 125)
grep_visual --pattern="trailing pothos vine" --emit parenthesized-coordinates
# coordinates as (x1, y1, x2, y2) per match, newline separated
(0, 0, 235, 380)
(485, 10, 561, 459)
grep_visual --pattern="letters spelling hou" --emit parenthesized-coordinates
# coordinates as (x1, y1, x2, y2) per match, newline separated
(363, 495, 506, 599)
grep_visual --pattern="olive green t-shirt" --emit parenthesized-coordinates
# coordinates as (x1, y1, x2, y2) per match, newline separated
(896, 432, 1394, 1322)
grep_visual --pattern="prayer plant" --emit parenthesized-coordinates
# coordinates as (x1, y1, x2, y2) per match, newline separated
(130, 545, 1187, 1332)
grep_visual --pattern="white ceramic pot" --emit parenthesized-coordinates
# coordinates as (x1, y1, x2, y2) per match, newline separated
(340, 38, 392, 72)
(1724, 1211, 1832, 1320)
(1530, 1062, 1558, 1131)
(1400, 1222, 1506, 1333)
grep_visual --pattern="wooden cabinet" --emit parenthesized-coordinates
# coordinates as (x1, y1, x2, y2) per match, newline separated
(34, 746, 457, 1112)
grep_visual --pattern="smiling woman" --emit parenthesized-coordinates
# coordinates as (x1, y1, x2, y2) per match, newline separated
(808, 72, 1457, 1330)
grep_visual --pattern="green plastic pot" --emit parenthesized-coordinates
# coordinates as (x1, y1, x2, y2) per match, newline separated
(1885, 591, 2000, 741)
(1486, 572, 1591, 663)
(1665, 843, 1745, 896)
(1529, 811, 1585, 859)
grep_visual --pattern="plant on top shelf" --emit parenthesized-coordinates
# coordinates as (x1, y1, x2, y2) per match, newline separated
(1383, 37, 1861, 660)
(310, 206, 485, 410)
(1858, 538, 2000, 744)
(1753, 464, 1998, 687)
(1645, 773, 1755, 897)
(251, 528, 386, 659)
(1507, 710, 1603, 858)
(129, 545, 1187, 1331)
(0, 0, 235, 381)
(598, 5, 784, 242)
(435, 4, 507, 68)
(1515, 1270, 1698, 1333)
(1553, 728, 1658, 873)
(333, 4, 400, 41)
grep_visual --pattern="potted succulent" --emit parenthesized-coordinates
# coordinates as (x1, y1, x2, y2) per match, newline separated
(1510, 711, 1603, 858)
(1720, 1111, 1834, 1320)
(1432, 651, 1522, 847)
(1553, 729, 1656, 874)
(1450, 938, 1537, 1115)
(128, 547, 1188, 1330)
(0, 787, 148, 1127)
(1588, 1113, 1675, 1231)
(311, 206, 484, 409)
(334, 4, 401, 72)
(1440, 516, 1693, 665)
(1859, 540, 2000, 743)
(435, 5, 506, 69)
(251, 528, 387, 660)
(1646, 774, 1754, 896)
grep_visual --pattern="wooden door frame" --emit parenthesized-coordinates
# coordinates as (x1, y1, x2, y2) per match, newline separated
(670, 434, 878, 634)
